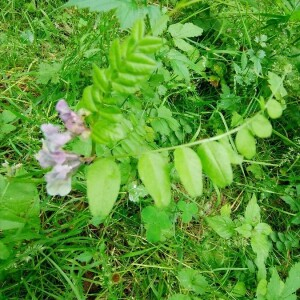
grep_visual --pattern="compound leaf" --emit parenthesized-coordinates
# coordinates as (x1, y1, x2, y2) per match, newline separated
(235, 128, 256, 159)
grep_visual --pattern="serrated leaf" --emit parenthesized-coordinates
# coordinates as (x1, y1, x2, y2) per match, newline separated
(245, 195, 261, 226)
(235, 223, 252, 238)
(87, 158, 121, 218)
(177, 200, 198, 223)
(281, 262, 300, 298)
(251, 115, 272, 138)
(168, 23, 203, 39)
(255, 223, 272, 235)
(235, 128, 256, 159)
(141, 206, 173, 242)
(138, 152, 171, 208)
(266, 99, 283, 119)
(178, 268, 208, 295)
(266, 268, 284, 300)
(206, 215, 235, 239)
(173, 38, 195, 52)
(174, 147, 203, 197)
(197, 141, 233, 188)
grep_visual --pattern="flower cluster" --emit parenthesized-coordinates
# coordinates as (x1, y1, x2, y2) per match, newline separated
(36, 100, 89, 196)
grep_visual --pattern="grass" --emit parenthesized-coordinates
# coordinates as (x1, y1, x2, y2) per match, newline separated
(1, 0, 300, 299)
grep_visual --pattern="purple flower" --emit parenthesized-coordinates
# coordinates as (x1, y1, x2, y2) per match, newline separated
(56, 99, 88, 136)
(45, 165, 74, 196)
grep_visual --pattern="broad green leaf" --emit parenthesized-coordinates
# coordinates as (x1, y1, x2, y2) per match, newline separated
(197, 141, 233, 188)
(206, 215, 235, 239)
(138, 152, 171, 208)
(177, 200, 198, 223)
(268, 71, 287, 100)
(231, 281, 247, 297)
(0, 110, 17, 123)
(266, 99, 283, 119)
(281, 262, 300, 298)
(251, 115, 272, 138)
(245, 195, 261, 226)
(255, 223, 272, 235)
(168, 23, 203, 39)
(219, 136, 243, 165)
(256, 279, 268, 297)
(235, 128, 256, 159)
(173, 38, 195, 52)
(220, 203, 231, 218)
(266, 268, 284, 300)
(178, 268, 208, 295)
(87, 158, 121, 218)
(174, 147, 203, 197)
(141, 206, 173, 242)
(0, 174, 40, 231)
(235, 223, 252, 238)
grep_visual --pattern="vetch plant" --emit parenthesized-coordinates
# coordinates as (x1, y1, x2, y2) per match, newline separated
(36, 100, 89, 196)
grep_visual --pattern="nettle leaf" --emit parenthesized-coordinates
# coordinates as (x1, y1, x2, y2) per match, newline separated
(268, 71, 287, 100)
(281, 262, 300, 298)
(251, 232, 271, 280)
(235, 223, 252, 238)
(141, 206, 173, 243)
(266, 99, 283, 119)
(197, 141, 233, 188)
(174, 147, 203, 197)
(235, 127, 256, 159)
(251, 114, 272, 138)
(178, 268, 209, 295)
(206, 215, 235, 239)
(255, 223, 272, 235)
(168, 23, 203, 39)
(87, 158, 121, 219)
(245, 195, 261, 226)
(177, 200, 198, 223)
(37, 62, 61, 85)
(138, 152, 171, 208)
(0, 173, 40, 231)
(266, 268, 284, 300)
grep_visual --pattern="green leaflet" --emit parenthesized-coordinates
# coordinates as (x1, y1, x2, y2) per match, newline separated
(87, 158, 121, 219)
(174, 147, 203, 197)
(251, 114, 272, 138)
(266, 99, 283, 119)
(138, 152, 171, 208)
(235, 128, 257, 159)
(197, 141, 233, 188)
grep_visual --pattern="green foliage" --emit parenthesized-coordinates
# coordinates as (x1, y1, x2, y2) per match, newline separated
(138, 152, 171, 208)
(177, 200, 198, 223)
(177, 268, 209, 295)
(256, 263, 300, 300)
(0, 110, 18, 140)
(141, 206, 173, 243)
(174, 147, 203, 198)
(37, 62, 62, 85)
(197, 141, 233, 188)
(86, 158, 121, 219)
